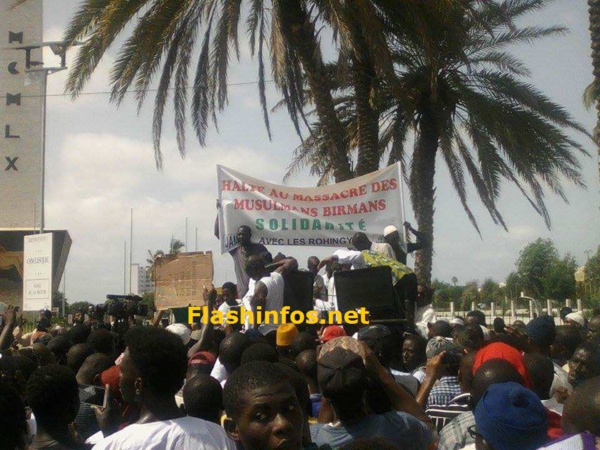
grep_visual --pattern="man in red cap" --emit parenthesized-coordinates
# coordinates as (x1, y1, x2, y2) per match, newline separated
(320, 325, 346, 344)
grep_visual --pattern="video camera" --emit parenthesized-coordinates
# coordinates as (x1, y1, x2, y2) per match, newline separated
(105, 294, 148, 319)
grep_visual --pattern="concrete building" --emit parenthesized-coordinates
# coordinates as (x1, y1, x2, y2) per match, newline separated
(130, 264, 154, 295)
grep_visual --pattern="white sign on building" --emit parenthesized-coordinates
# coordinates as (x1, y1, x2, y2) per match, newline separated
(23, 232, 53, 310)
(0, 0, 44, 229)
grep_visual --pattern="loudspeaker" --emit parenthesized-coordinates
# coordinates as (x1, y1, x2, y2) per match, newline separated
(334, 266, 401, 319)
(283, 270, 314, 314)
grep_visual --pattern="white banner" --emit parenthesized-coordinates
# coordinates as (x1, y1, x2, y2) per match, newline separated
(23, 232, 53, 311)
(217, 164, 405, 254)
(0, 0, 44, 229)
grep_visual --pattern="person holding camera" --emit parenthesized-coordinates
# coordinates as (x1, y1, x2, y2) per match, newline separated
(415, 337, 463, 409)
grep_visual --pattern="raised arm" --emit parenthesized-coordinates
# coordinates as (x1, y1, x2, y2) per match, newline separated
(270, 257, 298, 275)
(363, 342, 433, 425)
(187, 286, 217, 359)
(250, 281, 268, 329)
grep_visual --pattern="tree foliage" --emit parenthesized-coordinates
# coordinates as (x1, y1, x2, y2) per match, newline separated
(67, 300, 94, 315)
(289, 0, 589, 284)
(61, 0, 589, 285)
(516, 238, 576, 301)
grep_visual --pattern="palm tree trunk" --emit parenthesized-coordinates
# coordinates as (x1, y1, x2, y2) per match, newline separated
(410, 111, 439, 286)
(277, 0, 353, 182)
(351, 31, 380, 176)
(589, 0, 600, 181)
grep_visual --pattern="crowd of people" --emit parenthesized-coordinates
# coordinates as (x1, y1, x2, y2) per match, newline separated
(1, 225, 599, 450)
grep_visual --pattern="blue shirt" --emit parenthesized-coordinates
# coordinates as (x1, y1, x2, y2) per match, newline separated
(310, 411, 431, 449)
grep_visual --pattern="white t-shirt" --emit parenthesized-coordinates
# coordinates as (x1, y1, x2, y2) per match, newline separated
(243, 272, 285, 335)
(91, 416, 236, 450)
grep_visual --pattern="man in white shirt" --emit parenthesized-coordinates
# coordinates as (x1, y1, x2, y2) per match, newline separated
(242, 255, 298, 335)
(91, 327, 235, 450)
(351, 231, 395, 260)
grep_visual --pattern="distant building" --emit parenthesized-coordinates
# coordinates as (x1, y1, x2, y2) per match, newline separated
(130, 264, 154, 295)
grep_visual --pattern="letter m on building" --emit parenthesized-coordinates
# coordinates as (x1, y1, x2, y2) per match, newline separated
(8, 32, 23, 44)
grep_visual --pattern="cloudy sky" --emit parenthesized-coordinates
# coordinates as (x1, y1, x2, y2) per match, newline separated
(38, 1, 599, 303)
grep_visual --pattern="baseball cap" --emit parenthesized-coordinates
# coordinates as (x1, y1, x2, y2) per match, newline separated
(321, 325, 347, 343)
(475, 382, 549, 450)
(166, 323, 191, 345)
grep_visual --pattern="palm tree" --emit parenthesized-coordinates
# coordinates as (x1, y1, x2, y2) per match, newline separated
(289, 0, 590, 285)
(146, 249, 165, 282)
(146, 238, 184, 281)
(61, 0, 378, 181)
(60, 0, 469, 183)
(169, 238, 185, 255)
(588, 0, 600, 180)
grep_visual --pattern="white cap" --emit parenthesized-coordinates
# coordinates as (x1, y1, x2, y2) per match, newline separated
(451, 317, 464, 327)
(383, 225, 398, 237)
(166, 323, 191, 345)
(565, 312, 585, 327)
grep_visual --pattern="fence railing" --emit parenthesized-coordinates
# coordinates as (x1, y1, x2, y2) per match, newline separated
(433, 299, 586, 325)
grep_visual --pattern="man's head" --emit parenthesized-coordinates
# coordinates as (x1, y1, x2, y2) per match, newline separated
(523, 353, 554, 400)
(119, 326, 187, 404)
(0, 382, 28, 450)
(402, 334, 427, 372)
(290, 332, 317, 358)
(67, 323, 91, 345)
(183, 374, 223, 424)
(458, 352, 476, 394)
(187, 351, 217, 381)
(453, 323, 484, 353)
(219, 332, 252, 374)
(568, 343, 600, 387)
(550, 325, 583, 364)
(236, 225, 252, 247)
(36, 316, 51, 332)
(76, 353, 114, 386)
(318, 347, 368, 419)
(47, 335, 73, 365)
(241, 343, 279, 365)
(245, 255, 267, 281)
(525, 314, 556, 354)
(223, 361, 303, 450)
(383, 225, 400, 245)
(565, 312, 586, 329)
(470, 359, 524, 407)
(31, 343, 56, 366)
(416, 284, 433, 308)
(86, 328, 115, 357)
(357, 325, 394, 368)
(276, 324, 299, 356)
(351, 232, 371, 251)
(295, 349, 318, 387)
(474, 382, 548, 450)
(559, 306, 573, 321)
(493, 317, 505, 334)
(221, 282, 237, 302)
(26, 365, 80, 430)
(586, 315, 600, 342)
(472, 342, 531, 388)
(562, 377, 600, 436)
(466, 310, 486, 327)
(307, 256, 320, 275)
(431, 320, 453, 338)
(321, 325, 347, 344)
(66, 343, 95, 374)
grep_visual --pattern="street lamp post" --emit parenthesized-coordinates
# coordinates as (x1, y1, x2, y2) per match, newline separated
(9, 41, 80, 233)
